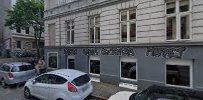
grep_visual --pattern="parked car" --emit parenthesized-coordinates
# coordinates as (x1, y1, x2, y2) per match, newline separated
(24, 69, 93, 100)
(108, 85, 203, 100)
(0, 62, 36, 87)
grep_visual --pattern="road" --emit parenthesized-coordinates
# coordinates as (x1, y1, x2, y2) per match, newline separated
(0, 84, 105, 100)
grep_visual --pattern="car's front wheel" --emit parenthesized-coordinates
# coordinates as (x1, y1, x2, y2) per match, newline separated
(1, 79, 7, 88)
(24, 87, 31, 99)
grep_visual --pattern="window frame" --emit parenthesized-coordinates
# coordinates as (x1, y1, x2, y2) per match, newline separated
(165, 0, 192, 41)
(65, 20, 74, 45)
(47, 52, 58, 69)
(165, 59, 193, 88)
(89, 15, 100, 44)
(120, 8, 137, 43)
(120, 57, 138, 82)
(89, 56, 100, 76)
(16, 41, 22, 49)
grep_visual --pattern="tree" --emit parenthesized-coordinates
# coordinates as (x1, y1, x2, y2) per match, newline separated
(5, 0, 44, 58)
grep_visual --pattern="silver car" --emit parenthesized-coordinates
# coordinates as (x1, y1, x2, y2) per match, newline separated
(0, 62, 36, 87)
(24, 69, 93, 100)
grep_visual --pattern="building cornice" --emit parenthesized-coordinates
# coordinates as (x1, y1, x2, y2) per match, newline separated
(44, 0, 131, 21)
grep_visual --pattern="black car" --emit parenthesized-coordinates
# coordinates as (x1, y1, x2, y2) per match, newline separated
(109, 85, 203, 100)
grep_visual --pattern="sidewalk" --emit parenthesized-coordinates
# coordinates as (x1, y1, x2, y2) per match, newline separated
(91, 82, 138, 100)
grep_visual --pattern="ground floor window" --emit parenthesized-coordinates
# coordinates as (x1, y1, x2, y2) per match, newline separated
(89, 57, 100, 75)
(67, 56, 75, 69)
(48, 52, 58, 69)
(166, 59, 192, 87)
(121, 58, 137, 80)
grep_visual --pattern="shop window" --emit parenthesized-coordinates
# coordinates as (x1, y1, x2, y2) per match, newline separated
(66, 20, 74, 44)
(166, 59, 192, 87)
(121, 58, 137, 80)
(67, 56, 75, 69)
(48, 52, 58, 68)
(89, 15, 100, 43)
(120, 9, 136, 42)
(166, 0, 191, 41)
(89, 57, 100, 75)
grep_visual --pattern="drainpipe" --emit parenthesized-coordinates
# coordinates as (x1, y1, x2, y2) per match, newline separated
(59, 16, 62, 69)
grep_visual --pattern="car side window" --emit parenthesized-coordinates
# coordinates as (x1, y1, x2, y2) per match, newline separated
(47, 74, 67, 84)
(11, 67, 20, 72)
(0, 65, 2, 70)
(35, 74, 49, 84)
(19, 65, 35, 71)
(2, 65, 10, 72)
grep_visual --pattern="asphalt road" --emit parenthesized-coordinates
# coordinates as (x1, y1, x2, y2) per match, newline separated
(0, 83, 105, 100)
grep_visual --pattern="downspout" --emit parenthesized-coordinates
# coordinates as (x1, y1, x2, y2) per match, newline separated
(59, 16, 62, 69)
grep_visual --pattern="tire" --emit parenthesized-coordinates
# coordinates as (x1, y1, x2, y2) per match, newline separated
(1, 79, 7, 88)
(24, 87, 31, 99)
(57, 98, 64, 100)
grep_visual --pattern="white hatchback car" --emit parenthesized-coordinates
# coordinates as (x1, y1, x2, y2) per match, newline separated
(24, 69, 93, 100)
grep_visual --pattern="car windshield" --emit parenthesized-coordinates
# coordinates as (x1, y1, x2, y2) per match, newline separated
(72, 74, 90, 86)
(11, 64, 35, 72)
(131, 86, 188, 100)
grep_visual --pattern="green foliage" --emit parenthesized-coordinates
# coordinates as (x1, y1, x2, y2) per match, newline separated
(5, 0, 44, 57)
(5, 0, 44, 30)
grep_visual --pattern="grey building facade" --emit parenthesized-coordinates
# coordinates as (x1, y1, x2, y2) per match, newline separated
(44, 0, 203, 90)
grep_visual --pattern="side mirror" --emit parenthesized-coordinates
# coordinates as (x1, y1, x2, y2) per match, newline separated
(32, 79, 37, 84)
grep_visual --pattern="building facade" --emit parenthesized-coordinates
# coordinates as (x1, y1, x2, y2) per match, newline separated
(44, 0, 203, 90)
(0, 0, 44, 57)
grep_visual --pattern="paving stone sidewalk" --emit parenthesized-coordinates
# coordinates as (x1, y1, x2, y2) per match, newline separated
(91, 82, 138, 100)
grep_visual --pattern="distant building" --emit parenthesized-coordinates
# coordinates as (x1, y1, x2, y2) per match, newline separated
(0, 0, 44, 57)
(44, 0, 203, 90)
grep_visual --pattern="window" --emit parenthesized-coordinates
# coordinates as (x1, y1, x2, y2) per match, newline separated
(166, 0, 191, 40)
(120, 9, 136, 42)
(17, 41, 21, 49)
(35, 74, 49, 84)
(89, 16, 100, 43)
(16, 27, 21, 33)
(121, 58, 137, 80)
(48, 52, 58, 68)
(46, 74, 67, 84)
(166, 59, 192, 87)
(68, 59, 75, 69)
(2, 65, 10, 72)
(72, 74, 90, 86)
(66, 20, 74, 44)
(25, 27, 29, 34)
(48, 24, 56, 46)
(89, 57, 100, 75)
(11, 65, 34, 72)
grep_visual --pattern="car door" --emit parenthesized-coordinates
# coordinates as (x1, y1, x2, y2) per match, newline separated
(47, 74, 67, 100)
(31, 74, 50, 100)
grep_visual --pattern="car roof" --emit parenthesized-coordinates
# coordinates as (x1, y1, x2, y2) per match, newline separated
(4, 62, 31, 67)
(46, 69, 87, 81)
(147, 85, 203, 99)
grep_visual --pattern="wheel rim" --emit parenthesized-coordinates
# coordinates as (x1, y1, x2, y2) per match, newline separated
(1, 80, 5, 87)
(24, 88, 30, 98)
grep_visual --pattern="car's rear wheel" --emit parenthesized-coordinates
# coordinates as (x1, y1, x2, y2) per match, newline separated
(24, 87, 31, 99)
(57, 98, 64, 100)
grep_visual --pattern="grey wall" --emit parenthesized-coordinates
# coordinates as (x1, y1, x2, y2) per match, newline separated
(45, 45, 203, 91)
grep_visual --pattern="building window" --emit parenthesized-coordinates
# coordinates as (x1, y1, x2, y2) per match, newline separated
(66, 20, 74, 44)
(48, 52, 58, 69)
(166, 0, 191, 41)
(25, 27, 29, 34)
(166, 59, 192, 87)
(48, 24, 56, 46)
(121, 58, 137, 80)
(120, 9, 136, 42)
(89, 57, 100, 75)
(89, 16, 100, 43)
(16, 27, 21, 33)
(16, 41, 21, 49)
(67, 56, 75, 69)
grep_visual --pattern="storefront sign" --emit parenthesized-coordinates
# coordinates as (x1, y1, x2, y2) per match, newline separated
(64, 47, 135, 56)
(146, 46, 186, 58)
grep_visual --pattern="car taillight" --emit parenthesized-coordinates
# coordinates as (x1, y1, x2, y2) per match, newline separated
(7, 72, 13, 79)
(67, 82, 77, 92)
